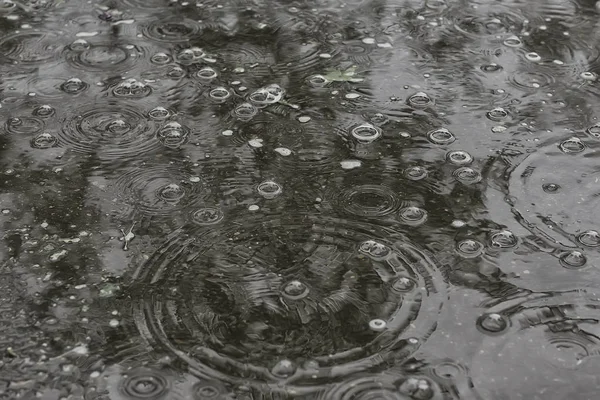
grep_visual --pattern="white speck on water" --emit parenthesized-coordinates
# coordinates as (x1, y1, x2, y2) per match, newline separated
(362, 38, 375, 44)
(377, 42, 392, 48)
(248, 205, 260, 211)
(298, 116, 311, 123)
(109, 319, 119, 327)
(249, 138, 263, 148)
(76, 31, 99, 37)
(341, 160, 362, 170)
(345, 93, 360, 99)
(189, 176, 201, 182)
(319, 53, 332, 59)
(274, 147, 292, 156)
(222, 130, 233, 136)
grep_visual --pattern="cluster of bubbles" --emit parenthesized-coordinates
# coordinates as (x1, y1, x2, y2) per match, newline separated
(113, 78, 152, 97)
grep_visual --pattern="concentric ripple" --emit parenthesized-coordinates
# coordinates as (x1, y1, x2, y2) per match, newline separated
(472, 290, 600, 399)
(140, 19, 201, 42)
(64, 42, 144, 72)
(4, 116, 44, 135)
(0, 31, 61, 64)
(337, 185, 401, 217)
(114, 165, 206, 216)
(128, 214, 446, 395)
(60, 103, 161, 158)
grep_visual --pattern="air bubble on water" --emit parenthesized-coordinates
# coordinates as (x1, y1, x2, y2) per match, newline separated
(586, 123, 600, 138)
(248, 138, 263, 147)
(271, 360, 296, 378)
(113, 78, 149, 97)
(319, 53, 332, 58)
(257, 180, 282, 199)
(358, 240, 391, 260)
(192, 207, 224, 226)
(233, 103, 258, 121)
(427, 128, 455, 144)
(491, 126, 507, 133)
(274, 147, 291, 156)
(307, 74, 329, 87)
(33, 104, 55, 117)
(542, 183, 560, 193)
(446, 150, 473, 165)
(195, 66, 217, 80)
(480, 63, 503, 72)
(298, 115, 311, 123)
(456, 239, 484, 258)
(351, 123, 382, 143)
(248, 204, 259, 211)
(453, 167, 482, 184)
(157, 183, 186, 202)
(476, 313, 509, 334)
(559, 250, 587, 269)
(578, 230, 600, 247)
(70, 39, 90, 51)
(60, 78, 88, 94)
(368, 319, 387, 331)
(398, 206, 428, 226)
(148, 106, 170, 120)
(558, 137, 585, 153)
(282, 280, 309, 300)
(340, 159, 361, 169)
(580, 71, 597, 81)
(490, 230, 518, 248)
(175, 47, 205, 65)
(167, 66, 185, 79)
(151, 52, 171, 64)
(408, 91, 433, 108)
(404, 166, 428, 180)
(31, 132, 58, 149)
(109, 319, 119, 327)
(451, 220, 466, 228)
(503, 35, 522, 47)
(486, 107, 508, 121)
(525, 52, 541, 62)
(157, 121, 189, 148)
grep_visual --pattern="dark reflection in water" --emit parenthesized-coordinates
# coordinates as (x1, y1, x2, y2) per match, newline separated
(2, 0, 600, 399)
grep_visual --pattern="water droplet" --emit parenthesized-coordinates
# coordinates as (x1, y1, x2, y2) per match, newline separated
(399, 377, 436, 400)
(274, 147, 291, 156)
(148, 106, 170, 120)
(192, 380, 228, 400)
(192, 207, 224, 226)
(249, 84, 285, 106)
(195, 67, 217, 80)
(456, 239, 484, 258)
(580, 71, 597, 81)
(60, 78, 88, 94)
(503, 35, 522, 47)
(427, 128, 455, 145)
(113, 78, 151, 97)
(559, 250, 587, 269)
(392, 276, 416, 292)
(121, 369, 170, 399)
(233, 103, 258, 121)
(350, 123, 382, 143)
(586, 123, 600, 138)
(408, 91, 433, 108)
(525, 52, 541, 62)
(157, 183, 186, 202)
(446, 150, 473, 165)
(577, 230, 600, 247)
(32, 104, 55, 117)
(453, 167, 482, 184)
(157, 121, 189, 148)
(486, 107, 508, 121)
(558, 137, 585, 153)
(209, 86, 231, 102)
(358, 240, 391, 260)
(30, 132, 58, 149)
(490, 230, 518, 248)
(368, 319, 387, 331)
(341, 160, 362, 169)
(542, 183, 560, 193)
(271, 359, 296, 378)
(257, 180, 282, 199)
(69, 39, 90, 51)
(282, 280, 309, 300)
(298, 115, 311, 123)
(398, 206, 428, 226)
(404, 166, 428, 180)
(476, 313, 509, 334)
(150, 52, 171, 64)
(481, 63, 503, 72)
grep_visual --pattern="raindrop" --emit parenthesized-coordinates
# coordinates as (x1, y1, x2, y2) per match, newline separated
(358, 240, 392, 260)
(120, 369, 170, 399)
(580, 72, 597, 81)
(398, 206, 428, 226)
(391, 276, 416, 292)
(60, 78, 88, 94)
(404, 166, 428, 180)
(167, 66, 185, 79)
(69, 39, 90, 51)
(0, 0, 16, 13)
(559, 250, 587, 269)
(368, 319, 387, 332)
(148, 107, 171, 121)
(274, 147, 291, 156)
(476, 313, 509, 334)
(195, 67, 217, 80)
(30, 132, 58, 149)
(271, 360, 296, 378)
(249, 84, 285, 106)
(503, 35, 522, 47)
(525, 52, 541, 62)
(191, 207, 224, 226)
(113, 78, 151, 97)
(481, 63, 503, 72)
(446, 150, 473, 165)
(427, 128, 455, 145)
(408, 91, 433, 108)
(486, 107, 508, 121)
(209, 87, 231, 102)
(281, 280, 309, 300)
(157, 183, 186, 202)
(257, 180, 282, 199)
(32, 104, 55, 117)
(453, 167, 482, 184)
(157, 122, 189, 148)
(398, 377, 436, 400)
(192, 380, 228, 400)
(456, 239, 484, 258)
(558, 137, 585, 153)
(307, 74, 329, 87)
(233, 103, 258, 121)
(350, 123, 382, 143)
(586, 123, 600, 138)
(577, 230, 600, 247)
(542, 183, 560, 193)
(5, 117, 43, 134)
(490, 230, 518, 248)
(151, 52, 171, 64)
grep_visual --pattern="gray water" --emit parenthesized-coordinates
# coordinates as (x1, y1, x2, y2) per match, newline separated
(2, 0, 600, 399)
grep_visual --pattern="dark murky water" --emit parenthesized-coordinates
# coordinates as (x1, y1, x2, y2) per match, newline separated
(2, 0, 600, 398)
